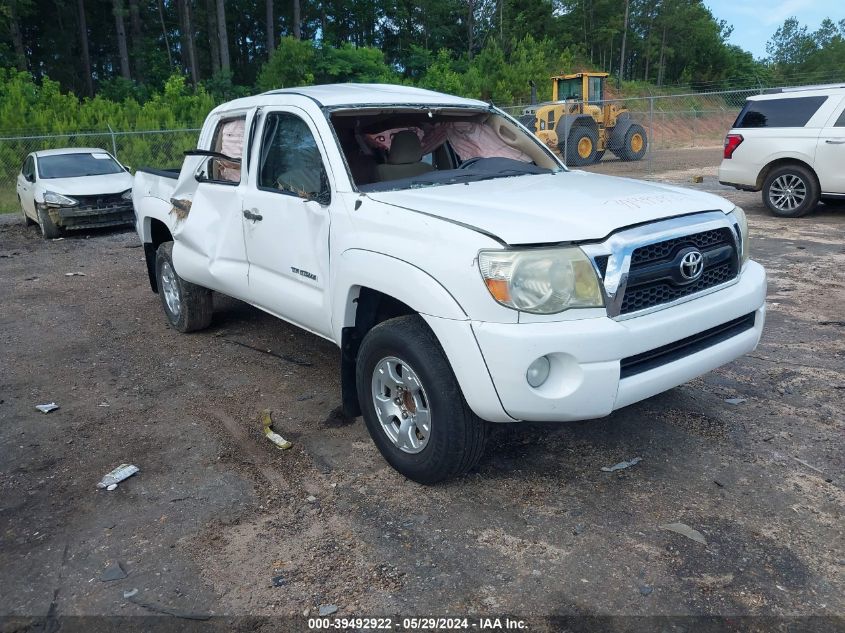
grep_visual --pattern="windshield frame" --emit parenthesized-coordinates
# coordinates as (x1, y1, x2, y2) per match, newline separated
(36, 152, 127, 180)
(324, 103, 566, 194)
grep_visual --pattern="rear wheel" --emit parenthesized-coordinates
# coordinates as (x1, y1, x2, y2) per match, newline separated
(155, 242, 213, 332)
(619, 124, 647, 161)
(762, 165, 819, 218)
(565, 126, 599, 166)
(36, 206, 61, 239)
(356, 315, 488, 484)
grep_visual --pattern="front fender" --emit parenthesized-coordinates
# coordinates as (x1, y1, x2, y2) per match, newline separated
(332, 249, 512, 423)
(331, 249, 466, 341)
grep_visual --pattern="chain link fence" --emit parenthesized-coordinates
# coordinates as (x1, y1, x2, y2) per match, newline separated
(0, 88, 763, 214)
(502, 88, 759, 183)
(0, 128, 200, 213)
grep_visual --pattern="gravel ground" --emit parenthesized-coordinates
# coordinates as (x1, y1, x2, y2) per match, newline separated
(1, 160, 843, 632)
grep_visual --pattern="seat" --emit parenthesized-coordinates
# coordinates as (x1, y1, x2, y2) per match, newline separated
(375, 130, 434, 182)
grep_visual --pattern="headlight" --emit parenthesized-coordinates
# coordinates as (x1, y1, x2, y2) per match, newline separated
(43, 191, 78, 207)
(121, 189, 132, 200)
(478, 247, 604, 314)
(731, 206, 750, 266)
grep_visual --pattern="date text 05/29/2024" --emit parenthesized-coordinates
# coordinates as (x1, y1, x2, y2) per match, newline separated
(307, 616, 528, 630)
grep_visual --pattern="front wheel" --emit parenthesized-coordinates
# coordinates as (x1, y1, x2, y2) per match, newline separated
(565, 126, 599, 166)
(155, 242, 213, 332)
(356, 315, 488, 484)
(36, 206, 61, 239)
(762, 165, 819, 218)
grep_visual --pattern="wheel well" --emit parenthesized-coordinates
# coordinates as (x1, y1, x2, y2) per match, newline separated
(756, 158, 818, 191)
(340, 287, 416, 418)
(144, 219, 173, 293)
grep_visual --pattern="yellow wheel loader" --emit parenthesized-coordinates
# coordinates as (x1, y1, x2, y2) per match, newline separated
(520, 72, 647, 166)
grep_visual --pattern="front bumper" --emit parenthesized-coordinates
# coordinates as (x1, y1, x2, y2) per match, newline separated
(471, 260, 766, 422)
(45, 203, 134, 231)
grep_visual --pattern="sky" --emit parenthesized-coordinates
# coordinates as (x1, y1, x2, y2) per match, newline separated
(706, 0, 844, 59)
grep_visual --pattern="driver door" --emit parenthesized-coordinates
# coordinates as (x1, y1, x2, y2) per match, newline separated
(16, 156, 36, 218)
(241, 108, 334, 338)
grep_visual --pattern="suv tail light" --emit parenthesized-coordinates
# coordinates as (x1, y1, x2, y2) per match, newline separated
(724, 134, 743, 159)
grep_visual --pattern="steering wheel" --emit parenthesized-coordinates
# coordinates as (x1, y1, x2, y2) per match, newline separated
(459, 157, 485, 169)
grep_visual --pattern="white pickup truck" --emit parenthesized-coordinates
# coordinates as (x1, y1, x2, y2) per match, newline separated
(133, 84, 766, 483)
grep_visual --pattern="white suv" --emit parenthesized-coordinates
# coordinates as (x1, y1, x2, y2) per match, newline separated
(719, 85, 845, 217)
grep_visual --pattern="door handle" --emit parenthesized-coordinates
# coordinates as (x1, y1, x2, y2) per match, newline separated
(825, 139, 845, 144)
(242, 208, 263, 222)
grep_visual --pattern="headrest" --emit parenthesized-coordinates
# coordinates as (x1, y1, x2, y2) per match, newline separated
(387, 130, 423, 164)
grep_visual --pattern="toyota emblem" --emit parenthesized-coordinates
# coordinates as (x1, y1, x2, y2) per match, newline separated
(679, 250, 704, 281)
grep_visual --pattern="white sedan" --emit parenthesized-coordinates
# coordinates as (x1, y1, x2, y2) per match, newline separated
(17, 148, 135, 238)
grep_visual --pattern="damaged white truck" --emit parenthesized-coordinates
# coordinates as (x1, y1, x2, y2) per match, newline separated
(133, 84, 766, 483)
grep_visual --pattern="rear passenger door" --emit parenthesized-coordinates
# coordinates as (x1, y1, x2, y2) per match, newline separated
(814, 97, 845, 195)
(240, 108, 334, 338)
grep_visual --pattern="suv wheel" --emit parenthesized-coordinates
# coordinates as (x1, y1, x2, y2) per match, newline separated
(762, 165, 819, 218)
(155, 242, 213, 332)
(356, 315, 488, 484)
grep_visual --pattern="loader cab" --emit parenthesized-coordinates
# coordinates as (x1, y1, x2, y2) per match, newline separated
(552, 72, 608, 105)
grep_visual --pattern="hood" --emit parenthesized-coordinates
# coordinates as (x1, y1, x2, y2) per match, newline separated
(38, 172, 133, 196)
(366, 170, 734, 245)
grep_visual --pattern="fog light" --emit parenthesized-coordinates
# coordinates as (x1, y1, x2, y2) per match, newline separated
(526, 356, 551, 388)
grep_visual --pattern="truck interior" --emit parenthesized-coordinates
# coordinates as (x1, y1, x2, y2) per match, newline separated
(330, 108, 561, 191)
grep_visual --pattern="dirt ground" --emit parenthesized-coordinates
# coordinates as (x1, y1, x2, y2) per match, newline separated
(1, 156, 843, 632)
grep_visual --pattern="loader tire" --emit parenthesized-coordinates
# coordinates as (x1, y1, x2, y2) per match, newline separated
(566, 126, 599, 166)
(619, 124, 647, 161)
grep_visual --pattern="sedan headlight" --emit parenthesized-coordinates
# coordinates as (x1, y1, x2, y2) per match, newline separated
(121, 189, 132, 200)
(478, 247, 604, 314)
(730, 206, 750, 266)
(43, 191, 78, 207)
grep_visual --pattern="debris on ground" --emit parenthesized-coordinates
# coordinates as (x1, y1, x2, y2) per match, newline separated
(691, 175, 703, 183)
(306, 495, 317, 503)
(660, 522, 707, 545)
(601, 456, 642, 472)
(794, 457, 827, 476)
(318, 605, 338, 616)
(96, 464, 140, 490)
(35, 402, 59, 414)
(123, 588, 138, 599)
(639, 585, 653, 596)
(100, 561, 128, 582)
(261, 409, 292, 450)
(64, 272, 86, 277)
(724, 397, 747, 405)
(271, 575, 286, 587)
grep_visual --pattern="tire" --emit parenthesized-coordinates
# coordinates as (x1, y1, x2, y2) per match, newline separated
(762, 164, 819, 218)
(154, 242, 213, 332)
(564, 126, 599, 166)
(356, 315, 488, 484)
(619, 123, 647, 161)
(19, 197, 36, 226)
(36, 206, 61, 239)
